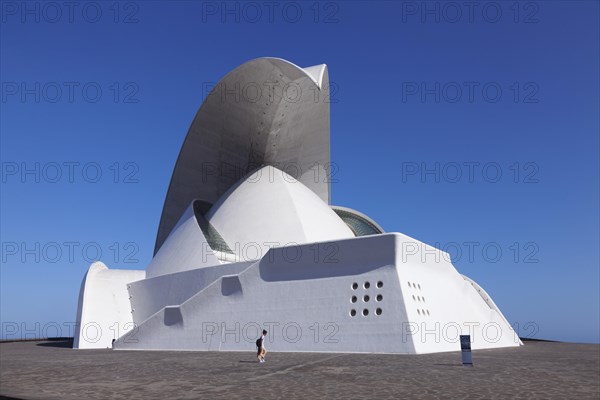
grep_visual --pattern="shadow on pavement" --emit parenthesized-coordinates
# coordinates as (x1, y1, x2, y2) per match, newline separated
(36, 339, 74, 348)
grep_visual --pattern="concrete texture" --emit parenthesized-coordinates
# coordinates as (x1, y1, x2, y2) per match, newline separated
(1, 340, 598, 399)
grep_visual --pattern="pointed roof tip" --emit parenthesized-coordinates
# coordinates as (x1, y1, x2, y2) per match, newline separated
(254, 164, 299, 183)
(88, 261, 108, 273)
(302, 64, 328, 89)
(245, 57, 328, 88)
(227, 165, 300, 193)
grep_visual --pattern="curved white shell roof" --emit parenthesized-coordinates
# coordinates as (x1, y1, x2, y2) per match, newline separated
(206, 165, 354, 262)
(146, 202, 221, 279)
(155, 58, 331, 254)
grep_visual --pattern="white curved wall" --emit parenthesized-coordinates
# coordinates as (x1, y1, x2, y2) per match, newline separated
(74, 262, 145, 349)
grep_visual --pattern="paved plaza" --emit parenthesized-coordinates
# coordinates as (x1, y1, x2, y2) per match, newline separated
(1, 339, 598, 399)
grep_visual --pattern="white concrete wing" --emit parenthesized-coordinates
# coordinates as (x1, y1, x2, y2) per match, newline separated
(155, 58, 332, 255)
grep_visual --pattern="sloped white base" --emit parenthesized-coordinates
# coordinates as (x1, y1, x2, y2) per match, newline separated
(105, 233, 521, 354)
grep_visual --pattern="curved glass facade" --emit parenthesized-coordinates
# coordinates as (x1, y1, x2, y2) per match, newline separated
(332, 207, 384, 237)
(193, 200, 234, 254)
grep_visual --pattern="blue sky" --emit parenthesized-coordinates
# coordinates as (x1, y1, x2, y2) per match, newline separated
(1, 1, 598, 343)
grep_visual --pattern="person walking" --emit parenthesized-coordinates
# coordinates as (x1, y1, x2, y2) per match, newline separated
(256, 329, 267, 363)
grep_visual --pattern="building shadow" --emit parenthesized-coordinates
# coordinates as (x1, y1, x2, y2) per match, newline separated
(36, 338, 74, 348)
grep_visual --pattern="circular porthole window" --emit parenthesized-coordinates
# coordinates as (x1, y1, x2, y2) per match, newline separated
(364, 282, 371, 289)
(377, 281, 383, 288)
(376, 308, 382, 315)
(376, 294, 383, 302)
(418, 284, 421, 290)
(350, 309, 356, 317)
(351, 296, 357, 303)
(363, 295, 370, 302)
(362, 309, 369, 316)
(352, 282, 358, 290)
(417, 309, 421, 315)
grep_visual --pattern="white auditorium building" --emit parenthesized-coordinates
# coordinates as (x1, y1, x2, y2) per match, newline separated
(74, 58, 522, 354)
